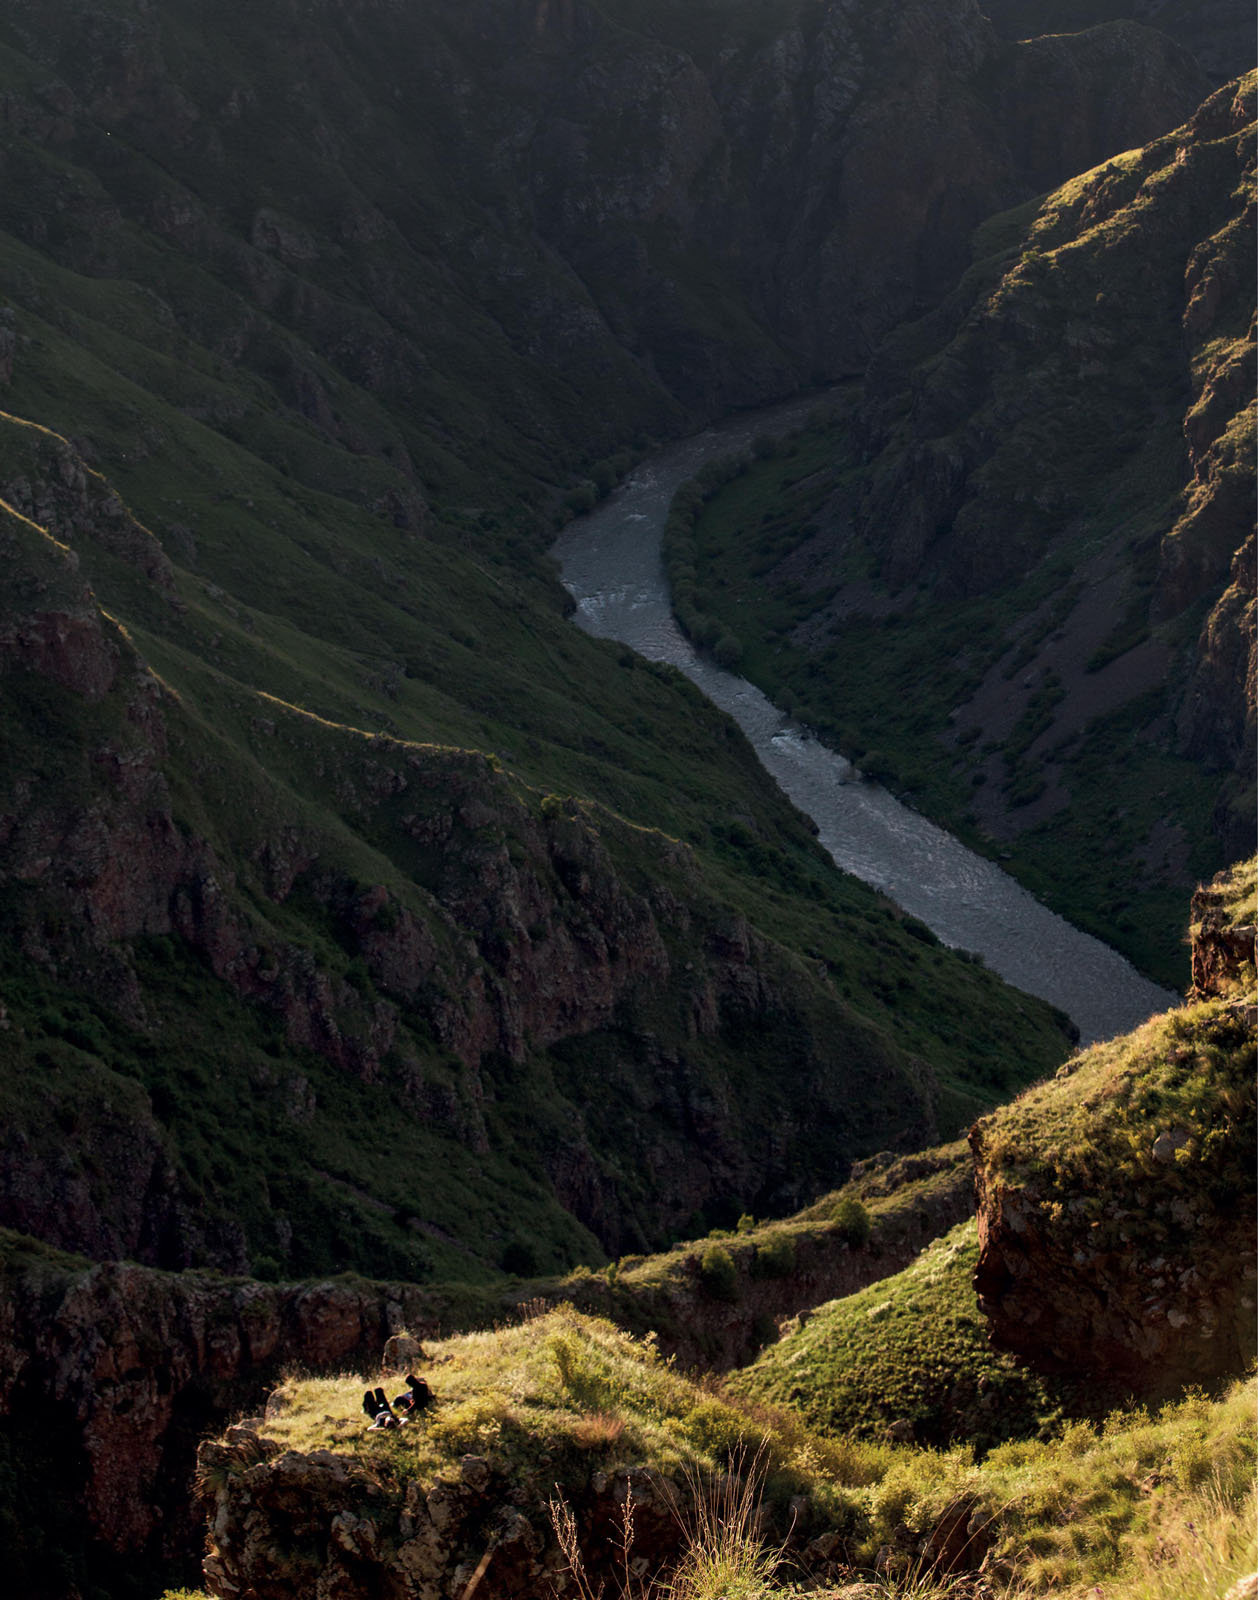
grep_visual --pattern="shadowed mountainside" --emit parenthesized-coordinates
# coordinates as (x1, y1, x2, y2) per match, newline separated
(980, 0, 1255, 83)
(8, 0, 1204, 1288)
(666, 73, 1255, 986)
(0, 0, 1209, 506)
(0, 419, 1074, 1285)
(0, 6, 1248, 1597)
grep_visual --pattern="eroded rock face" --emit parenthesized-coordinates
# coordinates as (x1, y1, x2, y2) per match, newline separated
(199, 1443, 688, 1600)
(971, 1123, 1257, 1394)
(0, 1252, 436, 1580)
(1189, 862, 1257, 997)
(970, 874, 1256, 1395)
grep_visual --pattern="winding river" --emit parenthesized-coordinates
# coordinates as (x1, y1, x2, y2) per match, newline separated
(553, 397, 1178, 1044)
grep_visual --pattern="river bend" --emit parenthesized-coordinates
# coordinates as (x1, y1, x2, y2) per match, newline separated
(553, 398, 1177, 1044)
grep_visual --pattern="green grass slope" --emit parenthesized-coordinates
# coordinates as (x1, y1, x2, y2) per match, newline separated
(0, 403, 1072, 1282)
(199, 1306, 1257, 1599)
(732, 904, 1256, 1442)
(726, 1218, 1076, 1451)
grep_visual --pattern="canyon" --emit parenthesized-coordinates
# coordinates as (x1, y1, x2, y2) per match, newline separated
(0, 2, 1251, 1596)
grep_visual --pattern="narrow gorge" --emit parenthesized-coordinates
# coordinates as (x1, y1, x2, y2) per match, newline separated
(0, 2, 1251, 1597)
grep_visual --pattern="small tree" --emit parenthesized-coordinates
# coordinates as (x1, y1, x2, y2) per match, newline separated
(831, 1196, 871, 1248)
(751, 1233, 796, 1279)
(713, 633, 743, 669)
(699, 1243, 739, 1302)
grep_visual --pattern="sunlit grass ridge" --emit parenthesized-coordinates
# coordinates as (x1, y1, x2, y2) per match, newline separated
(239, 1310, 1256, 1597)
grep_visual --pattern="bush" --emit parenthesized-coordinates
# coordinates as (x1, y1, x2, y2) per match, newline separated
(564, 482, 597, 514)
(713, 633, 743, 669)
(831, 1197, 871, 1248)
(751, 1233, 796, 1279)
(683, 1396, 767, 1462)
(699, 1243, 740, 1302)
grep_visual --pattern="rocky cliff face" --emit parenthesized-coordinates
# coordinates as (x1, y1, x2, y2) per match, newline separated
(971, 862, 1257, 1396)
(196, 1440, 699, 1600)
(855, 74, 1254, 612)
(1188, 856, 1257, 997)
(0, 1239, 442, 1593)
(679, 73, 1253, 984)
(4, 427, 998, 1278)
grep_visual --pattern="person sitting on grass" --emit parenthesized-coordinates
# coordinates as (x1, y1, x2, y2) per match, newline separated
(393, 1374, 436, 1419)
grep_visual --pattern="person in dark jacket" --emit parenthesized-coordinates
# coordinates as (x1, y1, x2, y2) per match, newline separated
(393, 1374, 436, 1418)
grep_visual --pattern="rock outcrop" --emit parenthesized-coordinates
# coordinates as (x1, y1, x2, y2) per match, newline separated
(980, 0, 1257, 85)
(198, 1441, 690, 1600)
(0, 1240, 439, 1592)
(1189, 857, 1257, 997)
(971, 863, 1257, 1395)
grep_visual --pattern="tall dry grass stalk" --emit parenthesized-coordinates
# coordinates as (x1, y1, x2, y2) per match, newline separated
(1110, 1473, 1258, 1600)
(547, 1445, 781, 1600)
(664, 1445, 782, 1600)
(548, 1488, 657, 1600)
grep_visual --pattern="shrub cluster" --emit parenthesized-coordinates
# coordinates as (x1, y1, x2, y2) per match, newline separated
(829, 1196, 871, 1247)
(698, 1243, 739, 1302)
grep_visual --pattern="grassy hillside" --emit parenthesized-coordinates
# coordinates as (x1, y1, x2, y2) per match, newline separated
(726, 1218, 1077, 1450)
(732, 874, 1255, 1442)
(193, 1306, 1256, 1598)
(0, 382, 1073, 1283)
(664, 77, 1255, 988)
(4, 873, 1252, 1598)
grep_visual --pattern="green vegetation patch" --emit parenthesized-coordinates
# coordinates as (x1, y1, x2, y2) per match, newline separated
(974, 995, 1257, 1252)
(253, 1308, 879, 1526)
(727, 1220, 1075, 1451)
(238, 1309, 1257, 1596)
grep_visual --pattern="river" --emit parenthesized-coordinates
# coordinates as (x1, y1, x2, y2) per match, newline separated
(552, 397, 1178, 1044)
